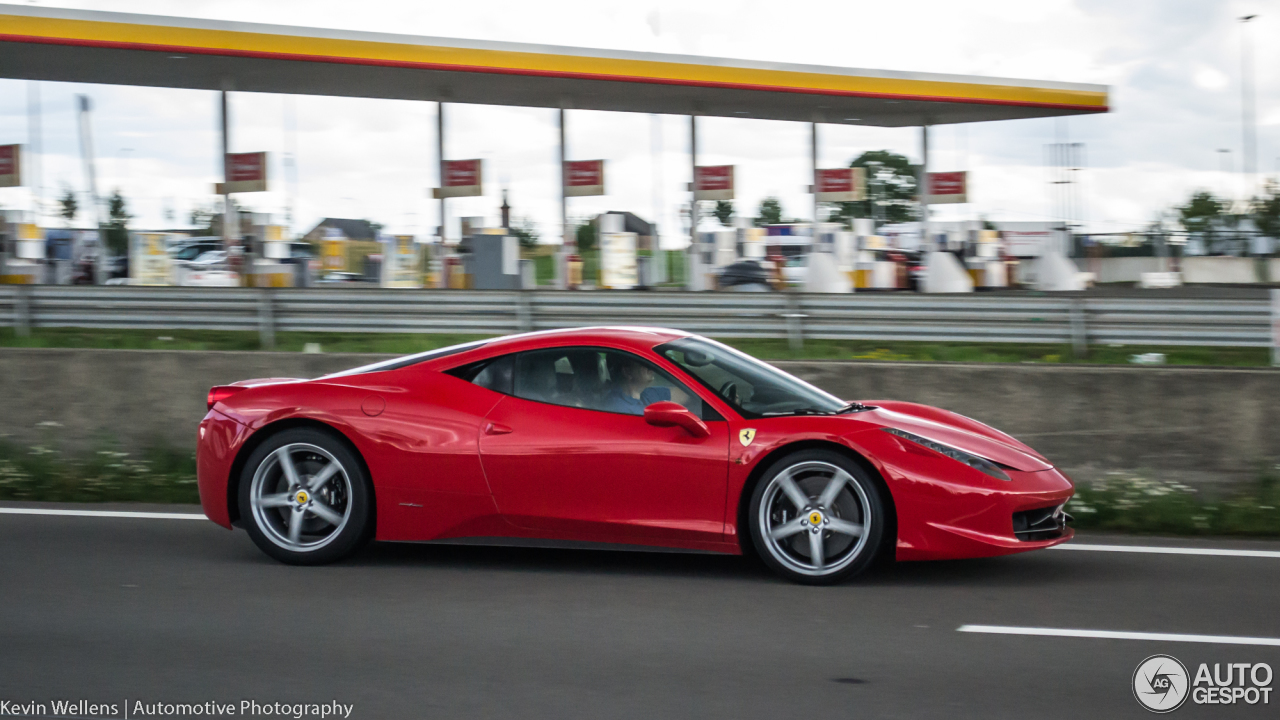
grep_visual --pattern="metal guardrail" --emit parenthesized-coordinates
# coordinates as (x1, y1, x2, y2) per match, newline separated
(0, 285, 1273, 350)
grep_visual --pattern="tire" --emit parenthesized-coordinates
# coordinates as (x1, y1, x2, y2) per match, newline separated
(748, 449, 885, 585)
(237, 427, 373, 565)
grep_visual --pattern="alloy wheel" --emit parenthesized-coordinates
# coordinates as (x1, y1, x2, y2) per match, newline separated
(757, 460, 871, 578)
(248, 443, 353, 552)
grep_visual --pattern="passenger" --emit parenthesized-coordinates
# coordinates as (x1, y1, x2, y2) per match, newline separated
(603, 354, 691, 416)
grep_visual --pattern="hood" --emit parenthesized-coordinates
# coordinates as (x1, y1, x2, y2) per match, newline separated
(860, 400, 1052, 472)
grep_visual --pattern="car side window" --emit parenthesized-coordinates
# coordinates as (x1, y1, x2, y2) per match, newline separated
(512, 347, 716, 420)
(448, 354, 514, 395)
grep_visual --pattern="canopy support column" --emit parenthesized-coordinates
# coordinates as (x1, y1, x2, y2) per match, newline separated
(687, 114, 698, 290)
(554, 106, 572, 288)
(811, 120, 820, 230)
(919, 123, 930, 250)
(220, 83, 238, 259)
(437, 101, 446, 244)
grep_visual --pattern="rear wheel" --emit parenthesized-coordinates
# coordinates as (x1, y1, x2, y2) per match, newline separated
(748, 449, 885, 585)
(238, 428, 372, 565)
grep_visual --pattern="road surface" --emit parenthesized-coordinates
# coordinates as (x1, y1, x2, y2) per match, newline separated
(1, 503, 1277, 719)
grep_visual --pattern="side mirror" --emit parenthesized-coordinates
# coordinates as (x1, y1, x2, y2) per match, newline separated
(643, 401, 711, 439)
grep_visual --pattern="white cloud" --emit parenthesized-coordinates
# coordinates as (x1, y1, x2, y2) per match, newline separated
(1193, 66, 1230, 91)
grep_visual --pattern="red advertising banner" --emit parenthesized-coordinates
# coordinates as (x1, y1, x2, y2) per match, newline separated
(926, 171, 967, 204)
(434, 159, 483, 198)
(694, 165, 734, 200)
(0, 144, 20, 188)
(218, 152, 268, 193)
(564, 160, 605, 196)
(815, 167, 866, 202)
(444, 159, 481, 187)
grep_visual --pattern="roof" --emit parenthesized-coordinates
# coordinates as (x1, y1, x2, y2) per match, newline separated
(0, 5, 1108, 127)
(307, 218, 378, 241)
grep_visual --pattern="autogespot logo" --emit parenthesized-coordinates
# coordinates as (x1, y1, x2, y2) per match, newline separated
(1134, 654, 1190, 713)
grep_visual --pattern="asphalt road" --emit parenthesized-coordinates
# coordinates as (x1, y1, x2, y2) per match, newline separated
(2, 505, 1279, 720)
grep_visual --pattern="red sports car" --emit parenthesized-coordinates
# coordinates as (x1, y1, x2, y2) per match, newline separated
(197, 327, 1073, 584)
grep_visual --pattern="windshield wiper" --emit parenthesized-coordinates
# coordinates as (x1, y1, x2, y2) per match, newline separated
(760, 408, 832, 417)
(836, 401, 869, 414)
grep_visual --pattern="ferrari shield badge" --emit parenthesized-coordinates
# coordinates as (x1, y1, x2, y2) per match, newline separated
(739, 428, 756, 447)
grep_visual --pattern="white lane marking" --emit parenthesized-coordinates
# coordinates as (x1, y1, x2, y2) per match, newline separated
(958, 625, 1280, 647)
(1052, 543, 1280, 559)
(0, 507, 207, 520)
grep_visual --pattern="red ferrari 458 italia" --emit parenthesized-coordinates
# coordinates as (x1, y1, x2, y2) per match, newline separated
(197, 327, 1073, 584)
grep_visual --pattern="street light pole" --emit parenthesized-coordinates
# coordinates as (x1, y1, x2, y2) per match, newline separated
(1239, 14, 1258, 201)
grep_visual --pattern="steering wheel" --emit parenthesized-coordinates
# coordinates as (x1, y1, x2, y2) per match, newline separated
(719, 381, 740, 406)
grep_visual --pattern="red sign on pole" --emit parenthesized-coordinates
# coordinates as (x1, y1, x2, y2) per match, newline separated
(564, 160, 605, 196)
(925, 171, 968, 204)
(694, 165, 734, 201)
(0, 144, 20, 188)
(434, 159, 483, 198)
(219, 152, 268, 193)
(815, 167, 866, 202)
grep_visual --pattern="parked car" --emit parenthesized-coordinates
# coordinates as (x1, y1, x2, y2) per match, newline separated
(188, 250, 229, 268)
(717, 260, 773, 292)
(171, 239, 222, 262)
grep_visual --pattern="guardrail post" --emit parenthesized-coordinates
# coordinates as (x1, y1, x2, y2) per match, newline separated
(516, 290, 532, 333)
(258, 288, 276, 350)
(783, 294, 805, 351)
(1069, 298, 1087, 358)
(1271, 288, 1279, 367)
(14, 284, 31, 337)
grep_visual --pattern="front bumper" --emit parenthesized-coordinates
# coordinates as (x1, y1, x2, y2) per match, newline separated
(888, 464, 1076, 562)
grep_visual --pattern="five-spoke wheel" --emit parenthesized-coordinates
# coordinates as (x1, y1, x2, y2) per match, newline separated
(238, 428, 372, 565)
(748, 450, 884, 584)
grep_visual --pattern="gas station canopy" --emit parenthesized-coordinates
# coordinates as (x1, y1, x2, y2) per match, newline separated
(0, 4, 1108, 127)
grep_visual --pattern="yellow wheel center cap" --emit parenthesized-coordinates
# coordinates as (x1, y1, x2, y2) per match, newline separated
(808, 511, 824, 525)
(295, 490, 310, 504)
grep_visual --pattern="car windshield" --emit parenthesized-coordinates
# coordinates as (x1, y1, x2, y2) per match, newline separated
(657, 336, 847, 418)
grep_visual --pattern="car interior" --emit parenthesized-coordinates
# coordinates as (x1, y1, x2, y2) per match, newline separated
(458, 347, 712, 419)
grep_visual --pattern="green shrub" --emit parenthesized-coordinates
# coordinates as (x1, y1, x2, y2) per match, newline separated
(1067, 468, 1280, 537)
(0, 436, 198, 504)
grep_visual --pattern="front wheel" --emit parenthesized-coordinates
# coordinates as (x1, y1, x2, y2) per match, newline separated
(238, 427, 373, 565)
(748, 449, 885, 585)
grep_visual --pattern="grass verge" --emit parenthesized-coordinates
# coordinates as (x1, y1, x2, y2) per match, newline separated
(1066, 469, 1280, 536)
(0, 438, 199, 504)
(0, 327, 1272, 366)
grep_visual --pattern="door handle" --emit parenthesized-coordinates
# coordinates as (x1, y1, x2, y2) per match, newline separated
(484, 422, 513, 435)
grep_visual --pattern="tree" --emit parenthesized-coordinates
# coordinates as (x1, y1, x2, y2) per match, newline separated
(712, 200, 734, 226)
(1254, 180, 1279, 239)
(510, 216, 539, 250)
(754, 197, 784, 227)
(1177, 191, 1225, 234)
(103, 190, 131, 256)
(575, 220, 597, 253)
(826, 150, 920, 227)
(58, 186, 78, 227)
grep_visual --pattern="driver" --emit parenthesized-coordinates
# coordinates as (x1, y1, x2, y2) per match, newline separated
(603, 354, 691, 416)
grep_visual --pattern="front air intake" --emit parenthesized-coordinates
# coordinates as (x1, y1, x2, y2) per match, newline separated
(1012, 505, 1069, 541)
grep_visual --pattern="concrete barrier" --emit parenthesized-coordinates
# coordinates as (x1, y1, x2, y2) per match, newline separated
(1074, 257, 1164, 284)
(1182, 256, 1259, 284)
(1, 348, 1276, 489)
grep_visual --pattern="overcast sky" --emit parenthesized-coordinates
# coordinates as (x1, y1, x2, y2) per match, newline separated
(0, 0, 1276, 244)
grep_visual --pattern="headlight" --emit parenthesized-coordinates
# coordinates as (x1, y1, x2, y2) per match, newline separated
(883, 428, 1011, 481)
